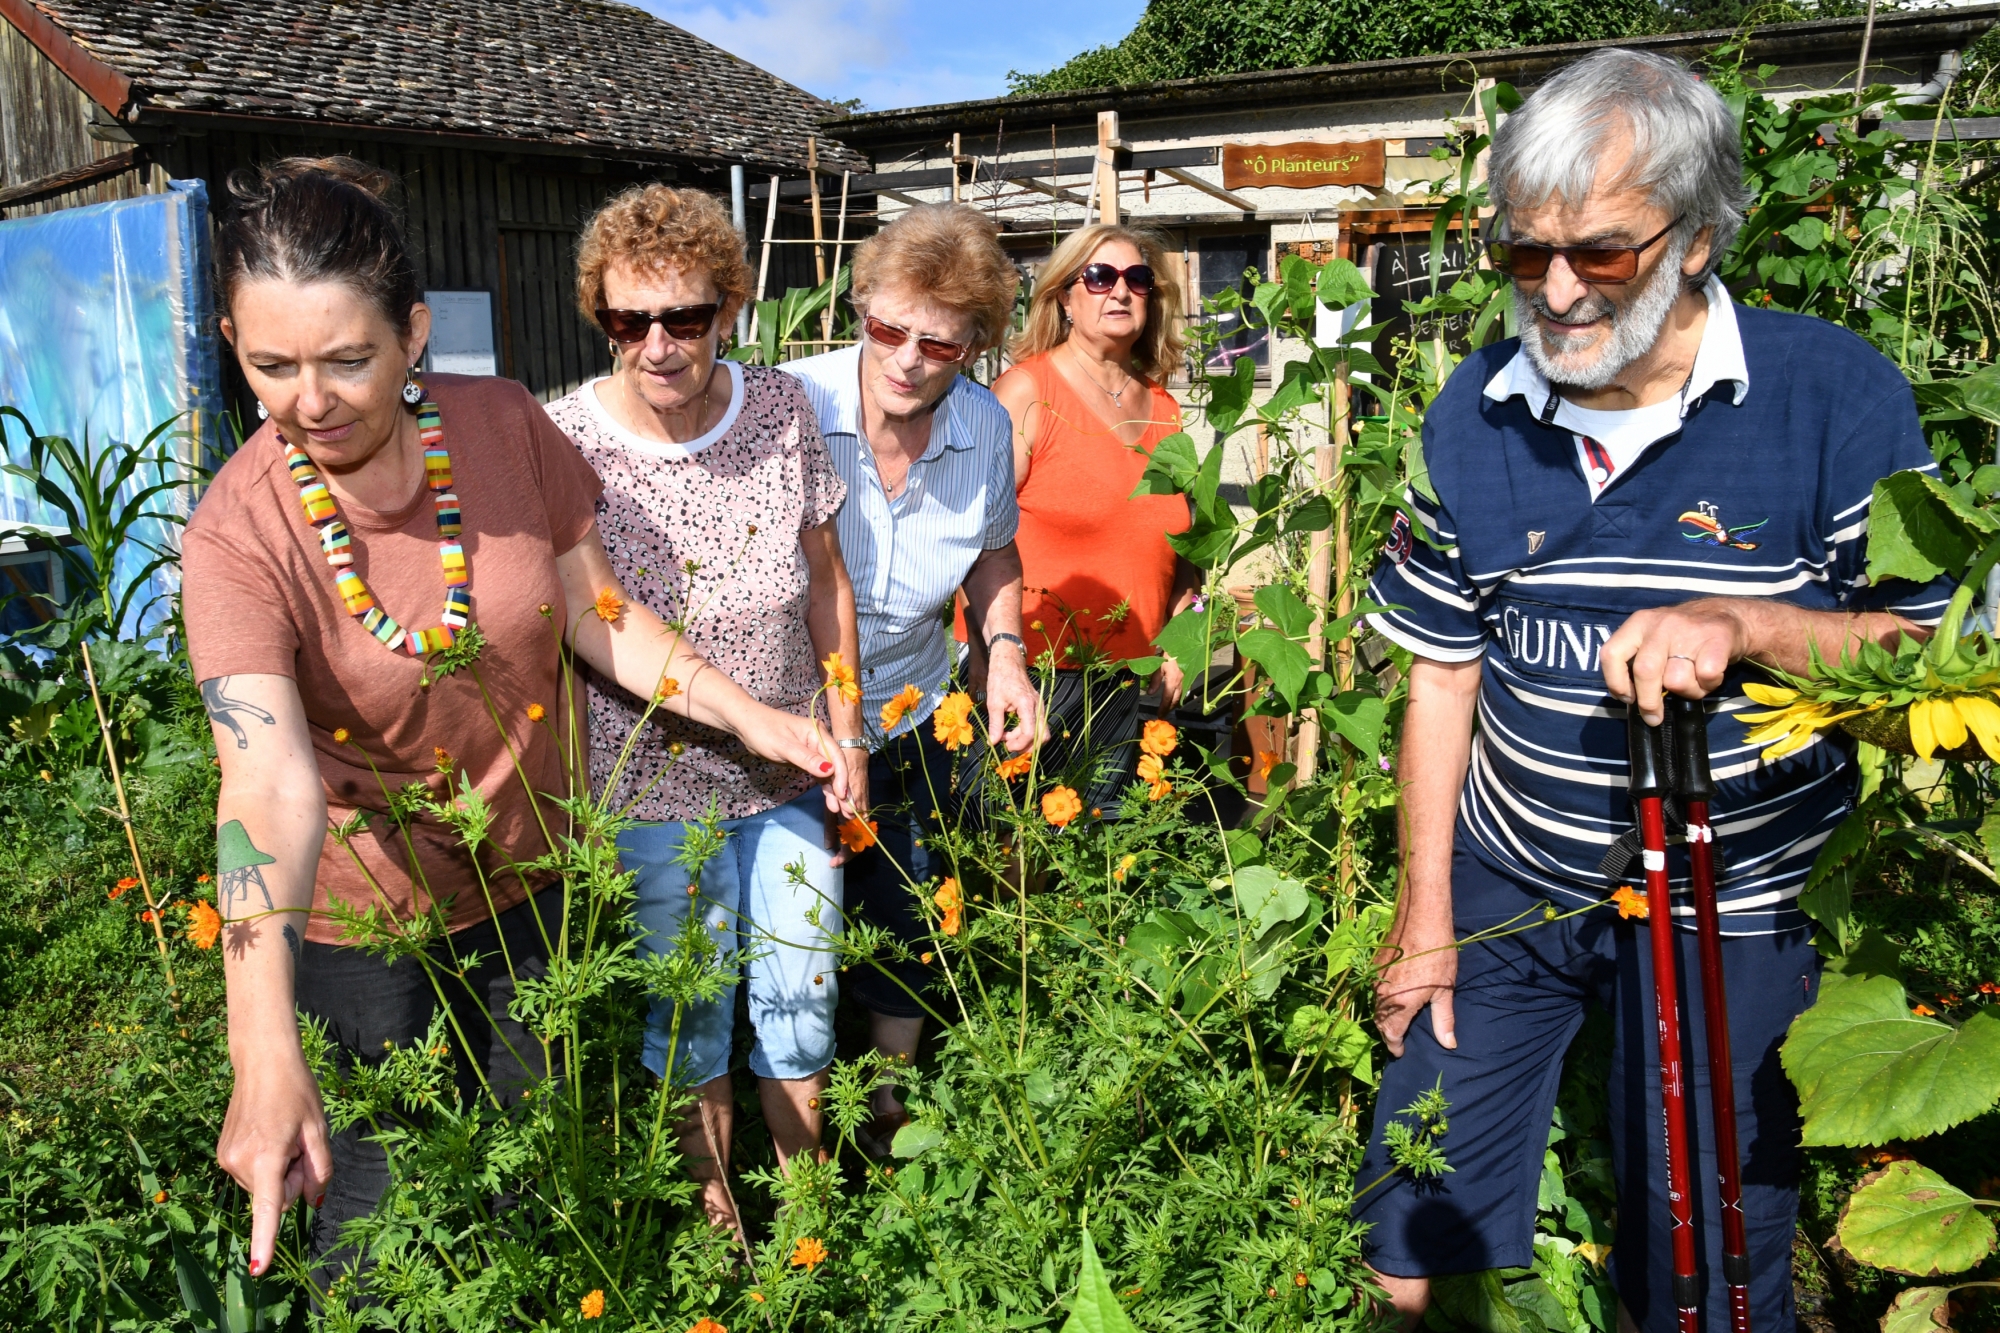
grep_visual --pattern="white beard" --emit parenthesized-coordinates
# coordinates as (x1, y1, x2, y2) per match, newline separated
(1515, 235, 1690, 391)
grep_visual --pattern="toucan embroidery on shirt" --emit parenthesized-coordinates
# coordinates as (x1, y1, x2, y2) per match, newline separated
(1678, 500, 1768, 551)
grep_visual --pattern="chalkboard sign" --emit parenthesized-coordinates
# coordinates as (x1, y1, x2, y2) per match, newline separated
(1368, 239, 1473, 389)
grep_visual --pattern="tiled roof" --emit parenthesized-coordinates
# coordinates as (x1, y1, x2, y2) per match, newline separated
(19, 0, 865, 171)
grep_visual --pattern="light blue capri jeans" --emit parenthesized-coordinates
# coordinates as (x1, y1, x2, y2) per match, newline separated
(619, 789, 842, 1085)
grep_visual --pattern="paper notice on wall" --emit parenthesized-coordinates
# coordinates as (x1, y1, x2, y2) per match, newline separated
(426, 291, 497, 376)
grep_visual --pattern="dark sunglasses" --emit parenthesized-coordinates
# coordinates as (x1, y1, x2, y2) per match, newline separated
(864, 315, 970, 364)
(594, 303, 720, 344)
(1072, 262, 1156, 296)
(1488, 217, 1684, 283)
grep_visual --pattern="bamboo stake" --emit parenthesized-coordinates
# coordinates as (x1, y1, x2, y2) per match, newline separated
(808, 137, 827, 288)
(748, 173, 780, 345)
(82, 641, 178, 1003)
(951, 131, 964, 204)
(1096, 111, 1121, 226)
(823, 169, 851, 345)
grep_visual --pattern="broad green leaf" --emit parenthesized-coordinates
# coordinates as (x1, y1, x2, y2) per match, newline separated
(1835, 1161, 1997, 1276)
(1224, 827, 1264, 867)
(1280, 253, 1317, 323)
(1130, 431, 1202, 497)
(1315, 257, 1373, 309)
(1059, 1226, 1140, 1333)
(1955, 361, 2000, 428)
(1284, 495, 1334, 533)
(1325, 691, 1389, 760)
(1782, 216, 1829, 250)
(1253, 583, 1314, 639)
(1153, 607, 1214, 676)
(1224, 864, 1309, 938)
(1238, 628, 1311, 707)
(1783, 974, 2000, 1144)
(1206, 355, 1258, 436)
(1881, 1285, 1954, 1333)
(1866, 468, 1995, 586)
(891, 1120, 945, 1158)
(1432, 1269, 1539, 1332)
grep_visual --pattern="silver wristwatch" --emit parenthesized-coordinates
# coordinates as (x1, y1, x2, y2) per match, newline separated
(987, 632, 1027, 654)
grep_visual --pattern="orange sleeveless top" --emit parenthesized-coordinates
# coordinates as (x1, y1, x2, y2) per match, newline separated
(1003, 350, 1189, 667)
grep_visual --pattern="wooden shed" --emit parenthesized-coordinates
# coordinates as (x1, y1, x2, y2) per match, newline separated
(0, 0, 867, 404)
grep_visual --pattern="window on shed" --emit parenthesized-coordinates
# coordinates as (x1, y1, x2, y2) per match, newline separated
(1196, 232, 1270, 374)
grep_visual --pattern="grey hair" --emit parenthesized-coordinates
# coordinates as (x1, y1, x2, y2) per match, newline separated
(1488, 48, 1749, 285)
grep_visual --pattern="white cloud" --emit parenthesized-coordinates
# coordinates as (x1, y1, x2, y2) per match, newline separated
(645, 0, 910, 99)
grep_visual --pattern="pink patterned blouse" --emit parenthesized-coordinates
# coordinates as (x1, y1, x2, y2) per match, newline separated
(545, 363, 847, 822)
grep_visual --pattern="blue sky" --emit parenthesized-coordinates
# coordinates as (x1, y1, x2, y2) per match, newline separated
(641, 0, 1146, 112)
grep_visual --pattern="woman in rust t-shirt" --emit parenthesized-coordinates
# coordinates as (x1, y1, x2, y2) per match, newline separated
(181, 158, 852, 1274)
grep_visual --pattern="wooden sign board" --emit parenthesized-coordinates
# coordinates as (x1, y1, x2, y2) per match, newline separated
(1222, 141, 1385, 190)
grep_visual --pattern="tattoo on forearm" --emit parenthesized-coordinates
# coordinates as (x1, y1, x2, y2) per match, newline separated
(201, 677, 275, 750)
(216, 820, 277, 917)
(283, 923, 301, 964)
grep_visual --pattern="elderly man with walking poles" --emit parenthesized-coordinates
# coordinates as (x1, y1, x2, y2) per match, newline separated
(1353, 48, 1953, 1330)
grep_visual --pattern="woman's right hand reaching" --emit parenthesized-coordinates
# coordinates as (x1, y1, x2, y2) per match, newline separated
(216, 1046, 334, 1274)
(734, 701, 857, 816)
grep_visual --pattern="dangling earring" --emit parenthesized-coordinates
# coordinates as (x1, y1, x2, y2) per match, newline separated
(254, 400, 269, 420)
(401, 366, 425, 411)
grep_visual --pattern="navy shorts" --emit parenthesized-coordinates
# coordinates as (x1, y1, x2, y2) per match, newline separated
(1352, 846, 1820, 1332)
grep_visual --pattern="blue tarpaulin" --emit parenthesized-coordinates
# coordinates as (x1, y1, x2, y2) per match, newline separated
(0, 179, 223, 634)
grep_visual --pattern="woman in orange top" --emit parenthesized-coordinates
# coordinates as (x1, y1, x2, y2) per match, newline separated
(993, 223, 1198, 810)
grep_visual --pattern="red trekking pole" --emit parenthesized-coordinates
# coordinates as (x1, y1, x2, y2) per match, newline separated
(1627, 707, 1701, 1333)
(1669, 696, 1752, 1333)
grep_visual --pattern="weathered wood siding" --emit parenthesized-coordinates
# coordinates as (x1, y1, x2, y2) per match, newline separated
(0, 20, 162, 215)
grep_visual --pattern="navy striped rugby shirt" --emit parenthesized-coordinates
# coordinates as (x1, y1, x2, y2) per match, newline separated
(1366, 301, 1952, 934)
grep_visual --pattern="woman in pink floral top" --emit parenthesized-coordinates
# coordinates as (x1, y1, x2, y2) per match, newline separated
(545, 185, 863, 1239)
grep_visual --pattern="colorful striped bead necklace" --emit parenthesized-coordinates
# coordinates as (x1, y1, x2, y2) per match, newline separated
(282, 400, 469, 656)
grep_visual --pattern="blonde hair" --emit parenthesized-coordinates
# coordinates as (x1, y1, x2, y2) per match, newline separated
(850, 205, 1020, 353)
(575, 185, 753, 322)
(1011, 224, 1186, 381)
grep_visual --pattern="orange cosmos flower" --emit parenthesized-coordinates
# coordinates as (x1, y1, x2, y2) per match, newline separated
(153, 1189, 167, 1204)
(1610, 886, 1649, 921)
(1140, 719, 1178, 758)
(109, 877, 139, 901)
(934, 876, 964, 936)
(791, 1236, 828, 1271)
(1255, 750, 1280, 780)
(1137, 753, 1172, 801)
(996, 751, 1032, 780)
(196, 873, 211, 884)
(139, 909, 158, 924)
(689, 1321, 728, 1333)
(838, 816, 879, 853)
(593, 588, 624, 623)
(821, 652, 861, 705)
(881, 683, 925, 730)
(332, 727, 350, 744)
(434, 747, 453, 771)
(932, 691, 976, 750)
(655, 677, 682, 701)
(579, 1288, 605, 1318)
(1042, 786, 1083, 827)
(187, 900, 222, 950)
(526, 702, 546, 723)
(1913, 1003, 1937, 1017)
(1113, 853, 1137, 882)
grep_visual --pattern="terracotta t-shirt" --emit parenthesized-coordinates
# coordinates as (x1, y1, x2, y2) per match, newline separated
(181, 375, 604, 943)
(544, 364, 847, 822)
(1000, 350, 1189, 665)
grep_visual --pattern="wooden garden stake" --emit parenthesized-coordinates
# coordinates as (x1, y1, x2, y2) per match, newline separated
(823, 169, 851, 346)
(1096, 111, 1121, 225)
(808, 136, 827, 287)
(81, 640, 178, 1004)
(748, 172, 780, 345)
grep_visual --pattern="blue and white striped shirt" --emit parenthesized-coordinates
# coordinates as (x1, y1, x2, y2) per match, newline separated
(1366, 303, 1953, 935)
(785, 346, 1019, 739)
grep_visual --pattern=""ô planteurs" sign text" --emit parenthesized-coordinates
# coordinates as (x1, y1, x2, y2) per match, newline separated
(1221, 140, 1386, 190)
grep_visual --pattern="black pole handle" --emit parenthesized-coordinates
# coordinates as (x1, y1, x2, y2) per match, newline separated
(1667, 696, 1715, 801)
(1627, 704, 1668, 798)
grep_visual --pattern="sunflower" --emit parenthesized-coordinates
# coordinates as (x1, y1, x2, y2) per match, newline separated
(1737, 682, 1872, 761)
(1910, 692, 2000, 761)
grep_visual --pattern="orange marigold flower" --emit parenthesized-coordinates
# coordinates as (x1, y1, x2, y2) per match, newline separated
(1610, 886, 1649, 921)
(838, 816, 879, 853)
(655, 677, 682, 701)
(1140, 719, 1178, 758)
(139, 910, 159, 924)
(880, 683, 925, 731)
(188, 900, 222, 950)
(109, 877, 139, 900)
(1042, 786, 1083, 827)
(593, 588, 625, 623)
(196, 873, 211, 884)
(995, 751, 1033, 780)
(1940, 994, 1963, 1008)
(689, 1321, 729, 1333)
(932, 691, 977, 750)
(579, 1288, 605, 1319)
(791, 1236, 828, 1271)
(1914, 1003, 1937, 1017)
(821, 652, 861, 705)
(332, 727, 351, 744)
(526, 702, 546, 723)
(934, 877, 964, 936)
